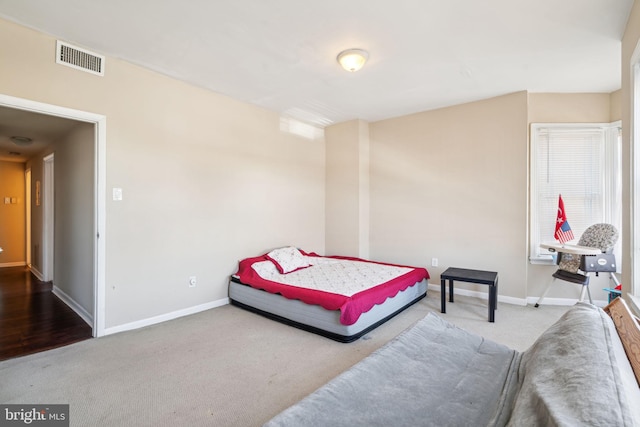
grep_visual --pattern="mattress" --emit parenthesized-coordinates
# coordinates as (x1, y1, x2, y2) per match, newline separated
(229, 247, 429, 342)
(229, 277, 427, 342)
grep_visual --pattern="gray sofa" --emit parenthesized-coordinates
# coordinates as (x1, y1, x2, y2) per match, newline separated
(265, 303, 640, 426)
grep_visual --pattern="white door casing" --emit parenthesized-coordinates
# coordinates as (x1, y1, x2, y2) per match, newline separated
(0, 94, 107, 337)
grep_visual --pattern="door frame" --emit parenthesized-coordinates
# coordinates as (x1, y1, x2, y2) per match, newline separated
(0, 94, 107, 337)
(25, 168, 31, 267)
(42, 153, 54, 282)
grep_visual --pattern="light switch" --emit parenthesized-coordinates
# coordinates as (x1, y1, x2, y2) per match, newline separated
(3, 197, 9, 204)
(113, 188, 123, 201)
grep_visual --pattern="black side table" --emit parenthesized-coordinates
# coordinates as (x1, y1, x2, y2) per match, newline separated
(440, 267, 498, 322)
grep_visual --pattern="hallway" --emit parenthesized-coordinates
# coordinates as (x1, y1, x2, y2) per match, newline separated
(0, 266, 92, 361)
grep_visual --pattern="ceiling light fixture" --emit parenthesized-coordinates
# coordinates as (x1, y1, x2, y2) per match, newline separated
(337, 48, 369, 72)
(10, 136, 33, 146)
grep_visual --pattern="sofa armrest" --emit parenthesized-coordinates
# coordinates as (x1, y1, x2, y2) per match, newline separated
(604, 297, 640, 386)
(505, 303, 640, 426)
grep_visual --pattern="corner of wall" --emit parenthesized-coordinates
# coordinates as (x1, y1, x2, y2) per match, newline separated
(325, 119, 371, 258)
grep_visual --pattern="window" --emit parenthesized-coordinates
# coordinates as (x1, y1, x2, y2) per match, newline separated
(633, 57, 640, 302)
(530, 122, 622, 263)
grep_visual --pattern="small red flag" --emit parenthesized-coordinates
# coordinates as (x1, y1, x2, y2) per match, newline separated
(554, 195, 574, 243)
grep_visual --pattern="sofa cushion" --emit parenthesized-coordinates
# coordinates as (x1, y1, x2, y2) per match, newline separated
(265, 313, 519, 427)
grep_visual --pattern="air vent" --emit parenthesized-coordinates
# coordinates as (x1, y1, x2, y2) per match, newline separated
(56, 41, 104, 76)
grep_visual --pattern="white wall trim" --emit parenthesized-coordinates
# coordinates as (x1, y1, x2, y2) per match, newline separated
(0, 93, 107, 339)
(428, 283, 526, 306)
(52, 285, 93, 326)
(93, 111, 107, 338)
(103, 298, 230, 336)
(30, 266, 45, 281)
(525, 296, 608, 308)
(42, 153, 54, 282)
(427, 283, 608, 307)
(25, 168, 31, 266)
(631, 40, 640, 305)
(0, 262, 27, 268)
(628, 294, 640, 316)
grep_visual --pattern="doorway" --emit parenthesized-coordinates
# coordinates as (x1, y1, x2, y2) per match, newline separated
(0, 94, 106, 338)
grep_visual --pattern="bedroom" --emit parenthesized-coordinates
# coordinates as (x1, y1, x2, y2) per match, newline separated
(0, 1, 636, 339)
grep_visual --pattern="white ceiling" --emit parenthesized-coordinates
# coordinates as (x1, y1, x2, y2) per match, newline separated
(0, 0, 634, 141)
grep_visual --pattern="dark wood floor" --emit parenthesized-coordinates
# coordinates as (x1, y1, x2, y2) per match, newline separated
(0, 266, 92, 361)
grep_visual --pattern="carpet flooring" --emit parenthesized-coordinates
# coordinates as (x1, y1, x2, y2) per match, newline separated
(0, 292, 570, 426)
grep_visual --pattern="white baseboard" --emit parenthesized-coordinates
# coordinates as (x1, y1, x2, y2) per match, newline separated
(428, 283, 526, 306)
(628, 294, 640, 317)
(0, 261, 27, 268)
(525, 296, 608, 308)
(103, 298, 230, 336)
(31, 266, 45, 281)
(427, 283, 607, 307)
(95, 281, 613, 338)
(52, 286, 93, 326)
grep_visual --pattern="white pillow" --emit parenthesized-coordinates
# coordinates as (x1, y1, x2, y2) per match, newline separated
(266, 247, 310, 274)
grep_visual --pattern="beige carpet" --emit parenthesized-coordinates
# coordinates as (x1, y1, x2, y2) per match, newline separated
(0, 292, 570, 427)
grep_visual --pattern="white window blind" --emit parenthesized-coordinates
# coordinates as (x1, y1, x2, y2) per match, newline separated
(530, 123, 621, 262)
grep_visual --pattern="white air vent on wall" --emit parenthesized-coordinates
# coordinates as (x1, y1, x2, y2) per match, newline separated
(56, 40, 105, 76)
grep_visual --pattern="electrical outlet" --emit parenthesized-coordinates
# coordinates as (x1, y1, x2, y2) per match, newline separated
(189, 276, 197, 287)
(431, 258, 438, 267)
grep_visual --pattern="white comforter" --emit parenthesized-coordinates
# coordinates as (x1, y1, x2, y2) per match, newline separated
(251, 256, 413, 297)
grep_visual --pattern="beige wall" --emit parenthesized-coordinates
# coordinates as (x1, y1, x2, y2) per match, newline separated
(0, 161, 26, 265)
(53, 123, 95, 317)
(368, 92, 529, 299)
(528, 93, 614, 123)
(326, 91, 619, 303)
(610, 89, 622, 122)
(0, 18, 325, 329)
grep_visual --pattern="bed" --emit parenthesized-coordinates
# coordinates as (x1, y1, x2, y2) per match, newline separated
(228, 247, 430, 342)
